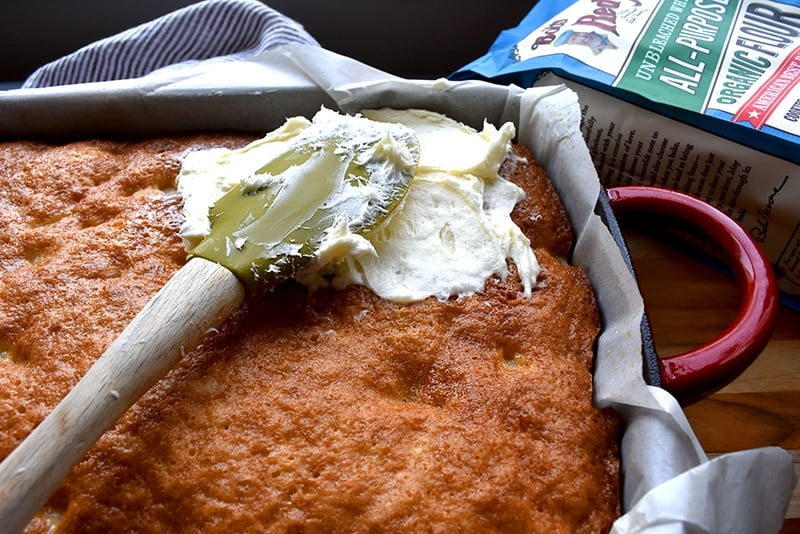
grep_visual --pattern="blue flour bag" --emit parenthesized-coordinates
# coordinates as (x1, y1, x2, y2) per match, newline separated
(453, 0, 800, 305)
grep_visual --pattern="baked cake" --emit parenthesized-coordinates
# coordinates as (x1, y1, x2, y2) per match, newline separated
(0, 110, 619, 533)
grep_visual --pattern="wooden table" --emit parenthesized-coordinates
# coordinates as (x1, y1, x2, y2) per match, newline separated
(623, 228, 800, 533)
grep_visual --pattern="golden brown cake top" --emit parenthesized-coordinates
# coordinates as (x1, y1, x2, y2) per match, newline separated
(0, 131, 618, 533)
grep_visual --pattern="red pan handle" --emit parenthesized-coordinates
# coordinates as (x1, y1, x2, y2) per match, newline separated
(606, 186, 779, 403)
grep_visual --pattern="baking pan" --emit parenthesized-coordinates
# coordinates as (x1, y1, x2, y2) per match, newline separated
(0, 44, 790, 530)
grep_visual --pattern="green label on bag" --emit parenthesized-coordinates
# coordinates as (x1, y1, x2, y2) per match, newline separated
(616, 0, 741, 112)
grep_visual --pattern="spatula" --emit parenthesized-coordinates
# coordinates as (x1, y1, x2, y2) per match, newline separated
(0, 110, 419, 533)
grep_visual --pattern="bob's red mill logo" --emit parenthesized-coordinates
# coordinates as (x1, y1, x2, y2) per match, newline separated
(530, 0, 642, 52)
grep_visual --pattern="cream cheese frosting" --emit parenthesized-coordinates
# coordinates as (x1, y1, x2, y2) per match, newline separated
(177, 108, 539, 303)
(178, 115, 313, 249)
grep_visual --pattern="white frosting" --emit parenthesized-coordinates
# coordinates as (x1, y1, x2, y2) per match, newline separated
(178, 108, 540, 303)
(178, 115, 312, 249)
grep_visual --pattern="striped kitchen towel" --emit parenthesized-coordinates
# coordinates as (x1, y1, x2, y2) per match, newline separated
(23, 0, 319, 88)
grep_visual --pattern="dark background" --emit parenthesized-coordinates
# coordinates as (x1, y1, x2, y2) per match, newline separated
(0, 1, 534, 85)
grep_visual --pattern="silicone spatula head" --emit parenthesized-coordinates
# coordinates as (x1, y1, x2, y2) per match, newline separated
(189, 109, 420, 294)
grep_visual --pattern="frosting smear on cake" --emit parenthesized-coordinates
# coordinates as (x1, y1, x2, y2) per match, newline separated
(177, 108, 539, 303)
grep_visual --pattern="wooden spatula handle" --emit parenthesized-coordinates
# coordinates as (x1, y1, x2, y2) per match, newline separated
(0, 258, 244, 534)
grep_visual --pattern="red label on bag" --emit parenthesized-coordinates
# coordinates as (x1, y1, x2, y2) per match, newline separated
(733, 45, 800, 128)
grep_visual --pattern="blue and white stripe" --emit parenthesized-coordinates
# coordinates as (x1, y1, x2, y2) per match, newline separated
(23, 0, 319, 88)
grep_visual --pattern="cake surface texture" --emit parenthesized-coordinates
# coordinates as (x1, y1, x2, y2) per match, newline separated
(0, 130, 619, 533)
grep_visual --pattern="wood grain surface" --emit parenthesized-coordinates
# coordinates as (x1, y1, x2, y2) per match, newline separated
(623, 228, 800, 533)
